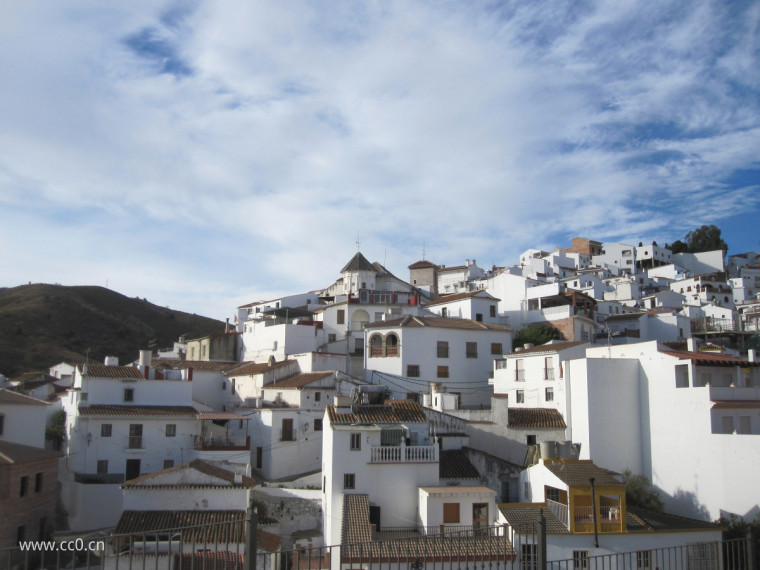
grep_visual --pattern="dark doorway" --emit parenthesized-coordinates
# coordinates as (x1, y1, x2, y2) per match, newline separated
(125, 459, 141, 481)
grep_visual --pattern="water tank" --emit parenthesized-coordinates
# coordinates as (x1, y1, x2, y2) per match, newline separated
(138, 350, 152, 368)
(557, 441, 575, 459)
(103, 356, 119, 366)
(540, 440, 558, 459)
(524, 343, 535, 349)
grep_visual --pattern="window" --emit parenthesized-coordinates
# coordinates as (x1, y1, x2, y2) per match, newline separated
(343, 474, 355, 489)
(35, 472, 43, 493)
(637, 551, 651, 570)
(315, 391, 321, 402)
(80, 392, 88, 401)
(20, 475, 28, 497)
(545, 357, 554, 380)
(350, 433, 361, 450)
(407, 365, 420, 377)
(437, 366, 449, 378)
(521, 544, 537, 570)
(124, 388, 134, 402)
(516, 359, 525, 381)
(526, 435, 536, 445)
(256, 447, 263, 469)
(475, 313, 483, 322)
(129, 424, 143, 448)
(97, 460, 108, 474)
(328, 333, 336, 343)
(0, 414, 4, 435)
(165, 424, 176, 437)
(337, 310, 345, 325)
(441, 307, 448, 318)
(437, 341, 449, 358)
(516, 390, 525, 403)
(101, 424, 112, 437)
(314, 419, 323, 431)
(281, 418, 294, 441)
(472, 503, 489, 530)
(738, 416, 751, 434)
(163, 460, 175, 469)
(546, 487, 561, 503)
(491, 343, 503, 355)
(466, 342, 478, 358)
(573, 551, 589, 570)
(443, 503, 460, 523)
(722, 416, 734, 434)
(545, 387, 554, 402)
(490, 305, 496, 318)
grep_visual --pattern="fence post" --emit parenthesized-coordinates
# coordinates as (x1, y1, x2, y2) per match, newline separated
(246, 500, 258, 570)
(539, 510, 547, 570)
(748, 528, 757, 570)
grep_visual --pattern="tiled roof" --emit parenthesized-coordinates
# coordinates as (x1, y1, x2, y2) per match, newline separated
(711, 400, 760, 409)
(439, 450, 480, 479)
(122, 459, 257, 488)
(78, 405, 198, 417)
(327, 400, 428, 425)
(498, 503, 570, 534)
(508, 408, 566, 429)
(508, 341, 588, 356)
(543, 459, 622, 487)
(153, 360, 241, 373)
(116, 511, 282, 550)
(267, 372, 334, 389)
(342, 494, 373, 544)
(365, 316, 512, 331)
(196, 411, 250, 420)
(341, 494, 514, 561)
(226, 360, 295, 376)
(341, 252, 376, 273)
(0, 440, 62, 465)
(426, 291, 499, 306)
(604, 313, 644, 322)
(10, 371, 47, 383)
(0, 388, 50, 406)
(627, 508, 721, 532)
(408, 260, 437, 269)
(659, 350, 760, 367)
(80, 364, 144, 379)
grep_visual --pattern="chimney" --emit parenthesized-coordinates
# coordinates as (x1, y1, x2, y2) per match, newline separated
(138, 350, 152, 379)
(225, 318, 230, 333)
(686, 337, 697, 352)
(749, 349, 756, 363)
(104, 356, 119, 366)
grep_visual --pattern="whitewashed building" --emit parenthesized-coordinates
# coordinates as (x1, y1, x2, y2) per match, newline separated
(0, 389, 51, 448)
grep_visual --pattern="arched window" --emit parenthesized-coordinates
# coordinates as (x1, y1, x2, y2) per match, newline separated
(385, 334, 399, 357)
(369, 334, 383, 358)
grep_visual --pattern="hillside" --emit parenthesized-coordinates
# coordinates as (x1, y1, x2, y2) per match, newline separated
(0, 284, 226, 377)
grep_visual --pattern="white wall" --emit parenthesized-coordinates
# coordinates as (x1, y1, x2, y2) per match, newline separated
(0, 398, 49, 448)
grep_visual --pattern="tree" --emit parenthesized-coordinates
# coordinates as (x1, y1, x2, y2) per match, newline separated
(513, 323, 563, 350)
(45, 409, 66, 450)
(669, 239, 689, 254)
(685, 224, 728, 254)
(622, 469, 663, 512)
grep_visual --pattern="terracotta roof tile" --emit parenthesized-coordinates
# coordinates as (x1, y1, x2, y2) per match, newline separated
(122, 459, 257, 488)
(80, 364, 144, 379)
(327, 400, 428, 425)
(408, 260, 437, 269)
(78, 405, 198, 417)
(365, 316, 511, 331)
(543, 459, 622, 487)
(341, 252, 376, 273)
(267, 372, 334, 389)
(226, 360, 296, 376)
(175, 551, 244, 570)
(659, 350, 760, 367)
(626, 508, 721, 532)
(342, 494, 372, 544)
(498, 503, 570, 534)
(508, 408, 566, 429)
(508, 341, 588, 356)
(426, 291, 499, 306)
(0, 440, 63, 464)
(152, 360, 241, 373)
(439, 450, 480, 479)
(0, 388, 50, 406)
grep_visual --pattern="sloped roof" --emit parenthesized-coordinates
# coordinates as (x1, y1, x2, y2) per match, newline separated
(175, 552, 244, 570)
(626, 508, 721, 532)
(266, 371, 334, 389)
(508, 341, 588, 356)
(711, 400, 760, 409)
(122, 459, 257, 488)
(115, 511, 282, 550)
(659, 350, 760, 367)
(543, 459, 622, 487)
(0, 388, 49, 406)
(342, 494, 372, 544)
(78, 405, 198, 417)
(153, 360, 241, 373)
(327, 400, 428, 425)
(439, 450, 480, 479)
(0, 440, 62, 465)
(226, 360, 295, 376)
(426, 290, 500, 306)
(80, 364, 144, 379)
(341, 252, 376, 273)
(408, 260, 437, 269)
(498, 503, 570, 534)
(508, 408, 566, 429)
(365, 315, 511, 331)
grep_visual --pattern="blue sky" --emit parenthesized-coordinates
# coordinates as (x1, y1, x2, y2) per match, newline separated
(1, 0, 758, 320)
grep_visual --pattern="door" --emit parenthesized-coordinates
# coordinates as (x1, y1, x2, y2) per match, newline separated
(369, 506, 381, 532)
(472, 503, 488, 533)
(125, 459, 141, 481)
(129, 424, 143, 449)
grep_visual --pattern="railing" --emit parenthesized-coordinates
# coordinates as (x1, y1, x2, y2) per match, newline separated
(370, 444, 437, 463)
(126, 436, 143, 449)
(545, 368, 555, 380)
(546, 499, 568, 526)
(600, 505, 621, 521)
(691, 318, 740, 333)
(370, 346, 383, 357)
(376, 525, 507, 539)
(386, 346, 399, 357)
(193, 435, 250, 451)
(516, 369, 525, 381)
(574, 505, 594, 525)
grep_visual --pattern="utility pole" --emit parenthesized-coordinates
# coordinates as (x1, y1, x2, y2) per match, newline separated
(245, 496, 258, 570)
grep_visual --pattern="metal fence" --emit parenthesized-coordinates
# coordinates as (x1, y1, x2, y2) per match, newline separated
(1, 518, 755, 570)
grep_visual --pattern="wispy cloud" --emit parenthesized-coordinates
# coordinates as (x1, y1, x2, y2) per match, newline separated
(1, 0, 758, 319)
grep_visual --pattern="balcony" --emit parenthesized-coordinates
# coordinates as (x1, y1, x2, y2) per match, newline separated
(572, 504, 623, 533)
(193, 435, 250, 451)
(546, 499, 568, 526)
(374, 525, 506, 540)
(370, 444, 437, 463)
(348, 290, 416, 306)
(126, 436, 144, 450)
